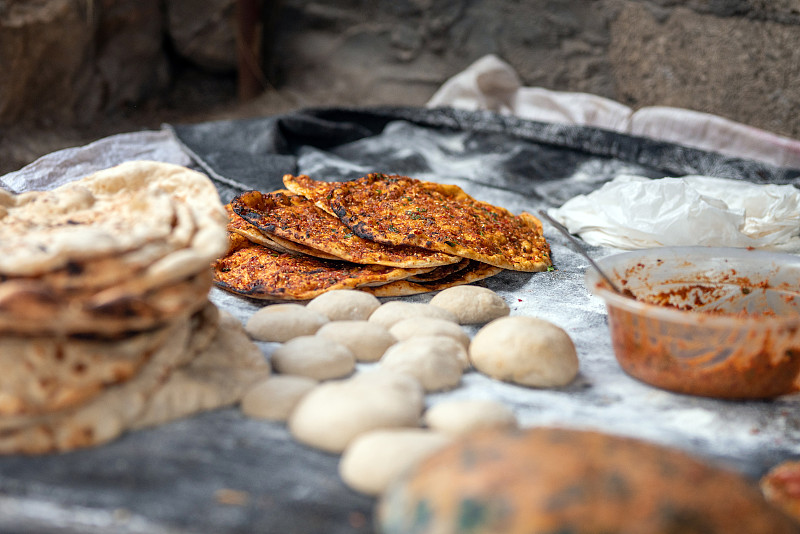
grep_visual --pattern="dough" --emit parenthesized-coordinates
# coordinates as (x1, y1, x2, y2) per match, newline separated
(368, 301, 458, 329)
(316, 320, 397, 362)
(429, 286, 510, 324)
(288, 370, 425, 453)
(380, 336, 464, 391)
(306, 289, 381, 321)
(469, 316, 579, 387)
(339, 428, 452, 496)
(240, 375, 318, 421)
(245, 303, 329, 342)
(424, 398, 517, 436)
(388, 317, 470, 351)
(270, 336, 355, 380)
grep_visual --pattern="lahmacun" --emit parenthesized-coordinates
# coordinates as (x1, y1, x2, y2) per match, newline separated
(212, 239, 434, 301)
(288, 173, 552, 272)
(231, 189, 460, 268)
(213, 172, 553, 301)
(225, 203, 341, 260)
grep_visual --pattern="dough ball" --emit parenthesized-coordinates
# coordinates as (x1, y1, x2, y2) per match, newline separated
(240, 375, 318, 421)
(306, 290, 381, 321)
(339, 428, 452, 496)
(368, 301, 458, 329)
(470, 316, 578, 387)
(245, 304, 329, 343)
(389, 317, 470, 351)
(424, 398, 518, 436)
(288, 370, 425, 453)
(271, 336, 355, 380)
(429, 286, 510, 324)
(380, 336, 464, 391)
(316, 320, 397, 362)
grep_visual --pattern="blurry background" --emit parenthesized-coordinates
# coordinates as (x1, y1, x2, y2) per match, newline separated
(1, 0, 799, 175)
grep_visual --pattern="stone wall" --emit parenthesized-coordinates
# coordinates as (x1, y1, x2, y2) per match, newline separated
(2, 0, 800, 139)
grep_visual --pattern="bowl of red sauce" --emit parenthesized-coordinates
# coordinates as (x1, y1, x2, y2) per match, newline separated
(586, 246, 800, 399)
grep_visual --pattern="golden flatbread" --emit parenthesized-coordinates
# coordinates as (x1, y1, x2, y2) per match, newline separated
(212, 239, 433, 301)
(225, 203, 341, 260)
(0, 269, 213, 336)
(287, 173, 551, 272)
(231, 190, 460, 268)
(0, 314, 191, 418)
(283, 174, 338, 215)
(0, 161, 227, 281)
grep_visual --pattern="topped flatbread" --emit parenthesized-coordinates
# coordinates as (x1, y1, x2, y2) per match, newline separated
(285, 173, 551, 272)
(283, 174, 338, 215)
(225, 203, 342, 260)
(212, 238, 434, 301)
(231, 190, 460, 268)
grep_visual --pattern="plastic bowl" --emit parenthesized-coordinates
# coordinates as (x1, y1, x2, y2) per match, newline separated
(586, 247, 800, 399)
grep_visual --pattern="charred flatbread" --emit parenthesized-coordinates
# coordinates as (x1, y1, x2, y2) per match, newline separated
(406, 258, 471, 282)
(288, 173, 551, 272)
(226, 203, 342, 260)
(0, 315, 188, 417)
(283, 174, 338, 215)
(212, 240, 433, 301)
(0, 303, 219, 453)
(362, 261, 503, 297)
(231, 190, 460, 268)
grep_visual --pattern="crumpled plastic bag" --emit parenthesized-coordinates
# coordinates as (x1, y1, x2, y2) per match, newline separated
(549, 175, 800, 251)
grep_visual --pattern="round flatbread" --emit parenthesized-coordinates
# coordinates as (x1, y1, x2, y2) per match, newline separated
(213, 240, 433, 301)
(0, 303, 220, 453)
(0, 315, 188, 417)
(0, 269, 213, 336)
(286, 173, 552, 272)
(226, 203, 342, 260)
(231, 189, 460, 268)
(0, 161, 227, 279)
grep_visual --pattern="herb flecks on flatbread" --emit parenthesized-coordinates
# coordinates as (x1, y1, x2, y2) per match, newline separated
(292, 173, 552, 272)
(212, 240, 434, 301)
(283, 174, 338, 215)
(231, 190, 460, 268)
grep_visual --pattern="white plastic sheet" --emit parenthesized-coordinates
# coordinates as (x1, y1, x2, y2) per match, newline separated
(550, 175, 800, 251)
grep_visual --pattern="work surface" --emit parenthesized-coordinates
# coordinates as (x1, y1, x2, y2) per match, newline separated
(1, 107, 799, 534)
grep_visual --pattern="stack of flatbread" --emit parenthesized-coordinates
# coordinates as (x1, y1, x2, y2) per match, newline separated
(214, 173, 552, 300)
(0, 161, 270, 454)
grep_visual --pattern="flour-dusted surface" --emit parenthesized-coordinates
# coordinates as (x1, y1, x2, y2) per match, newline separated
(1, 106, 799, 533)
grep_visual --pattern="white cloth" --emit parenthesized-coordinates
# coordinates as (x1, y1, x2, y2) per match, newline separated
(428, 55, 800, 169)
(550, 175, 800, 251)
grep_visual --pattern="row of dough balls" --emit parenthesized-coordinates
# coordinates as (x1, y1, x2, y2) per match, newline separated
(239, 286, 579, 496)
